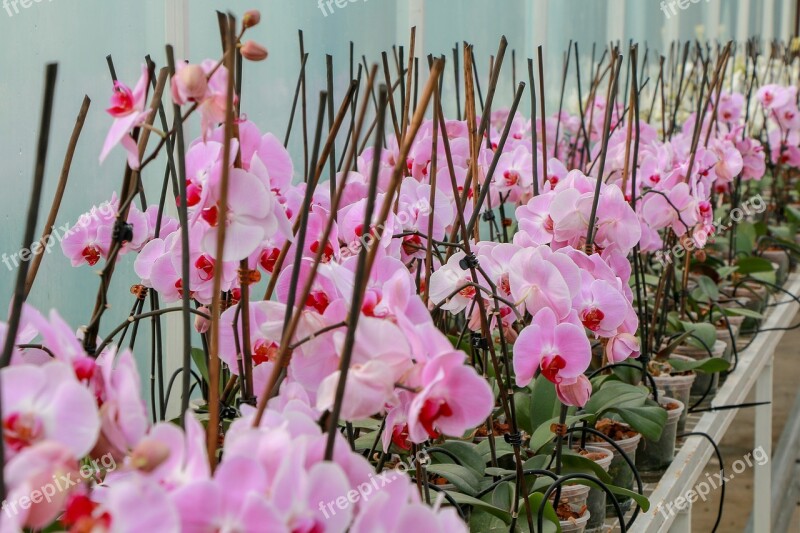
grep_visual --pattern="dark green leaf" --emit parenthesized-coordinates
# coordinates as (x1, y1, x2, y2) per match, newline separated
(679, 321, 717, 351)
(735, 256, 775, 274)
(610, 404, 667, 441)
(492, 481, 515, 512)
(446, 491, 511, 523)
(191, 347, 209, 384)
(724, 307, 763, 319)
(475, 438, 515, 463)
(695, 275, 720, 301)
(431, 441, 486, 477)
(735, 222, 757, 254)
(529, 377, 561, 431)
(584, 382, 648, 420)
(517, 493, 561, 533)
(515, 392, 533, 434)
(657, 330, 693, 358)
(469, 511, 510, 532)
(668, 356, 729, 374)
(427, 464, 482, 496)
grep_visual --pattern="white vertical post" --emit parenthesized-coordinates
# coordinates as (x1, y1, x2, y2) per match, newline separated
(407, 0, 424, 58)
(663, 2, 680, 53)
(753, 360, 773, 532)
(165, 0, 188, 60)
(669, 502, 692, 533)
(737, 0, 752, 41)
(606, 0, 625, 46)
(705, 0, 722, 42)
(526, 0, 548, 59)
(762, 0, 776, 43)
(395, 0, 425, 62)
(163, 0, 188, 419)
(780, 0, 794, 40)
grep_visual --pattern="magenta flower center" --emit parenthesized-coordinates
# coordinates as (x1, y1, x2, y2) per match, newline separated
(581, 308, 605, 332)
(3, 412, 43, 452)
(106, 81, 135, 117)
(419, 398, 453, 438)
(82, 245, 101, 266)
(541, 355, 567, 384)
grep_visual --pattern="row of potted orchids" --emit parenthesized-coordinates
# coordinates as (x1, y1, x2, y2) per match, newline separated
(2, 9, 800, 533)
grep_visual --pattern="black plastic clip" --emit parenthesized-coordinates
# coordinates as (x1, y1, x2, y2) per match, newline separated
(113, 220, 134, 244)
(459, 253, 479, 270)
(482, 210, 496, 222)
(504, 432, 523, 446)
(221, 405, 240, 420)
(470, 332, 489, 350)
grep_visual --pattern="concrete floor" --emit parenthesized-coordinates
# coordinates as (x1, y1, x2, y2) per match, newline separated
(692, 315, 800, 532)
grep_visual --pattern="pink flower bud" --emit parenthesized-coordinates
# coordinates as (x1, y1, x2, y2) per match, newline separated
(243, 10, 261, 28)
(606, 333, 640, 364)
(171, 64, 208, 106)
(556, 374, 592, 407)
(240, 40, 268, 62)
(195, 306, 210, 334)
(130, 439, 171, 473)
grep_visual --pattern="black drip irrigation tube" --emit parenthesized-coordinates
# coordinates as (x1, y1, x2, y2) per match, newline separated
(677, 432, 726, 533)
(566, 424, 644, 530)
(539, 473, 627, 533)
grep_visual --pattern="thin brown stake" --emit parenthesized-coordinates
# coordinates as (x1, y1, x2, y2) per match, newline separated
(24, 95, 91, 297)
(207, 17, 238, 470)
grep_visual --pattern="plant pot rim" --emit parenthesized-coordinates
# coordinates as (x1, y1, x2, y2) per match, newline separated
(657, 395, 685, 422)
(571, 444, 614, 470)
(559, 509, 591, 527)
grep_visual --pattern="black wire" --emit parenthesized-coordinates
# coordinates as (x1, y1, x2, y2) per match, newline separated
(565, 426, 645, 529)
(678, 432, 725, 533)
(164, 367, 205, 412)
(409, 478, 467, 520)
(539, 472, 627, 533)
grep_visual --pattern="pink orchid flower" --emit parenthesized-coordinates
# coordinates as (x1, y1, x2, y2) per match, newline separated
(407, 351, 494, 443)
(508, 246, 573, 319)
(515, 192, 556, 245)
(70, 475, 180, 532)
(132, 412, 209, 490)
(756, 84, 794, 110)
(92, 348, 149, 462)
(493, 145, 534, 203)
(428, 251, 480, 313)
(351, 472, 467, 533)
(1, 361, 100, 460)
(200, 163, 287, 262)
(573, 272, 629, 337)
(171, 456, 286, 533)
(3, 442, 80, 530)
(513, 307, 591, 387)
(100, 65, 151, 169)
